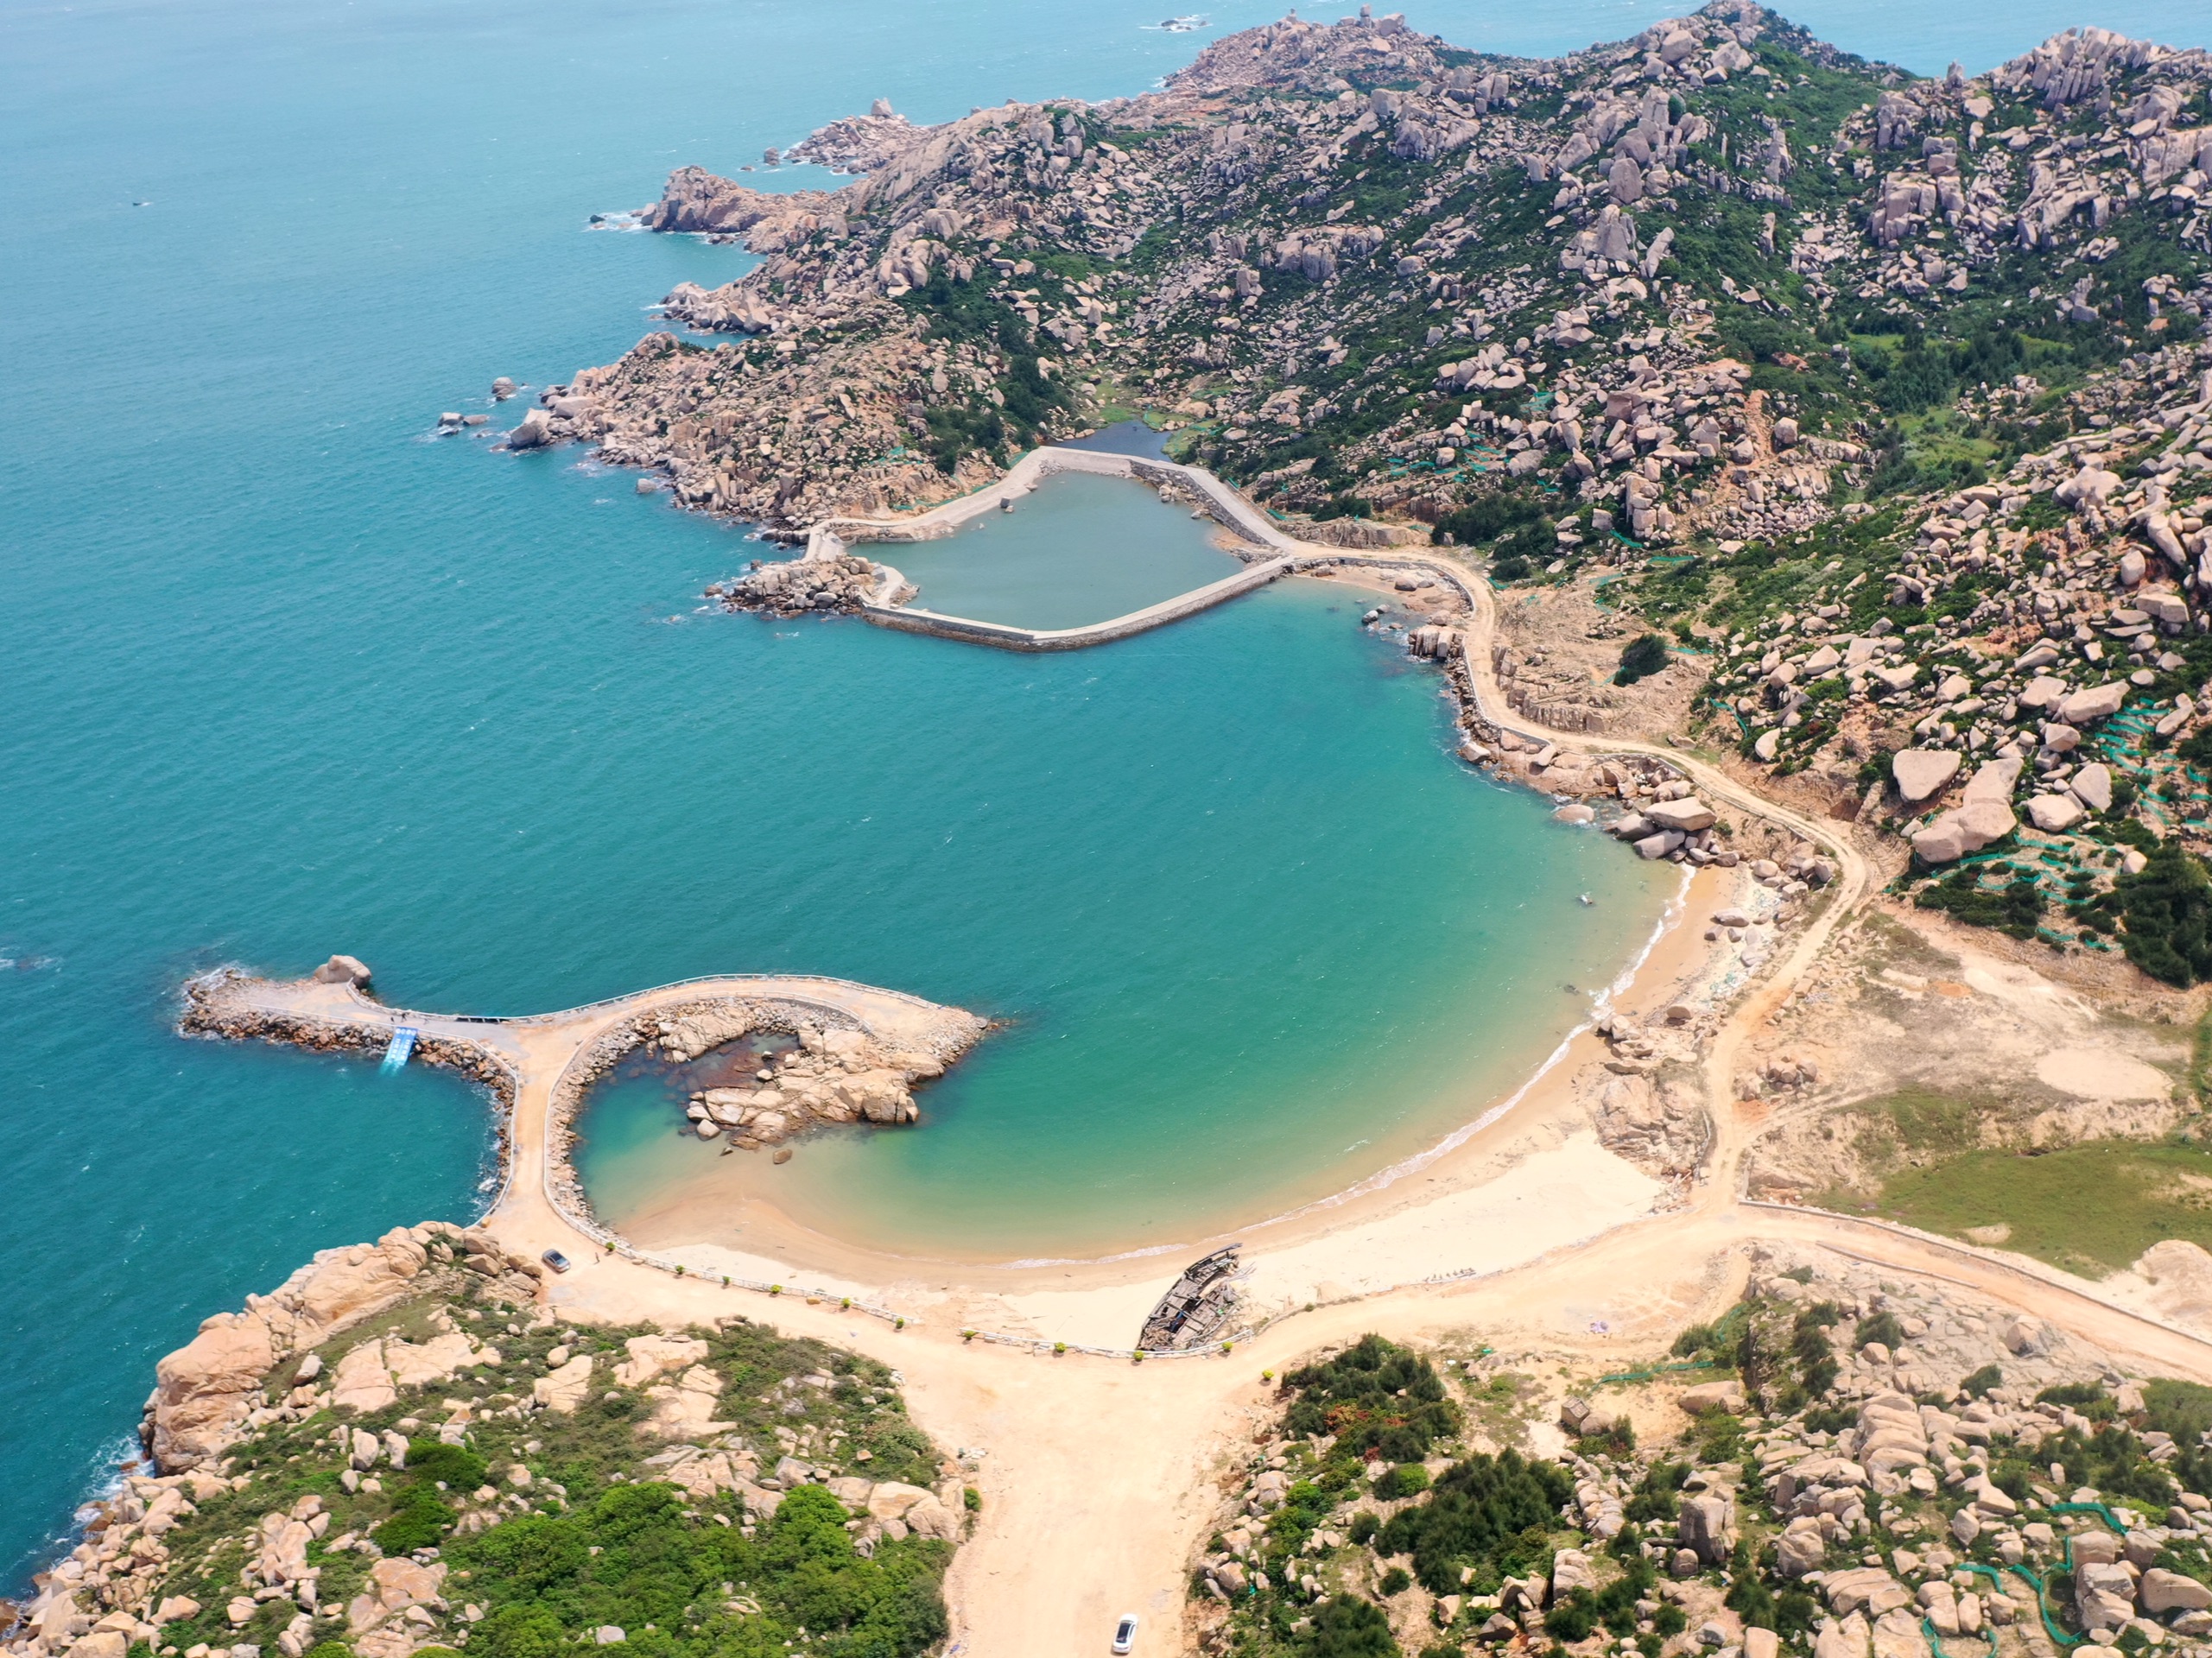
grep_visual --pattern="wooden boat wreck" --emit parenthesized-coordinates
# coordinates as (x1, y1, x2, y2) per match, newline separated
(1138, 1244, 1245, 1351)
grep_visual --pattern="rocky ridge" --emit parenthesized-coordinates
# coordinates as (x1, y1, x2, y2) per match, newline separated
(505, 2, 2207, 553)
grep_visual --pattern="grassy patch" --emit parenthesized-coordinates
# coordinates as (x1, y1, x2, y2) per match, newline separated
(1824, 1141, 2212, 1275)
(1865, 1088, 1991, 1154)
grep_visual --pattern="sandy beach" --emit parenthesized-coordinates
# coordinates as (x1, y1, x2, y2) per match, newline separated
(605, 860, 1750, 1352)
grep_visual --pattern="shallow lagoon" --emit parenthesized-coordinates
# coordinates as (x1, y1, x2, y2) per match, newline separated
(883, 471, 1244, 630)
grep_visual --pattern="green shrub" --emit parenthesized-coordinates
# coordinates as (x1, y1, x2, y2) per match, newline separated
(2111, 847, 2212, 986)
(371, 1484, 456, 1555)
(1775, 1590, 1821, 1639)
(1791, 1306, 1840, 1399)
(1962, 1364, 2004, 1398)
(1577, 1418, 1637, 1457)
(1282, 1336, 1460, 1464)
(1546, 1590, 1597, 1641)
(464, 1516, 588, 1594)
(1375, 1450, 1574, 1594)
(1374, 1463, 1430, 1501)
(2145, 1380, 2212, 1494)
(1855, 1311, 1906, 1351)
(1914, 869, 2044, 938)
(402, 1440, 486, 1490)
(1671, 1324, 1717, 1357)
(473, 1607, 566, 1658)
(1626, 1461, 1689, 1525)
(1348, 1510, 1380, 1545)
(1302, 1594, 1401, 1656)
(1380, 1566, 1413, 1596)
(1727, 1573, 1778, 1629)
(2039, 1382, 2114, 1418)
(1615, 634, 1671, 687)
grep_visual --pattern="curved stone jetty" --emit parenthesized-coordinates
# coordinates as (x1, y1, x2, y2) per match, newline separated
(715, 444, 1482, 652)
(181, 966, 986, 1249)
(809, 446, 1313, 650)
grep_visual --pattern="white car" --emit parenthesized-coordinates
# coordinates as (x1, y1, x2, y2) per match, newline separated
(1111, 1614, 1138, 1654)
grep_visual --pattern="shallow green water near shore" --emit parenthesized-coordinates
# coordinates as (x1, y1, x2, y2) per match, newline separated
(878, 471, 1243, 630)
(571, 579, 1673, 1259)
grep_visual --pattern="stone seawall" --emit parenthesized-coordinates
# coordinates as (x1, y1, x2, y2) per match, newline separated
(811, 445, 1280, 552)
(176, 969, 988, 1281)
(858, 559, 1292, 651)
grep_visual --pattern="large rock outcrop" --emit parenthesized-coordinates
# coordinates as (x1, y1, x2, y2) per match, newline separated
(145, 1222, 538, 1471)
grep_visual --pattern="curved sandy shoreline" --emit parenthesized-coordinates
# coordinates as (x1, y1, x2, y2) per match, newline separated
(604, 862, 1703, 1288)
(178, 450, 1859, 1355)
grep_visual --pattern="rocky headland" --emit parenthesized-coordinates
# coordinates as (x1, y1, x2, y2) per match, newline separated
(6, 1254, 963, 1658)
(506, 2, 2208, 559)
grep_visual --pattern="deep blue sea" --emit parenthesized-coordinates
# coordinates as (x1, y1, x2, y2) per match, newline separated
(5, 0, 2206, 1597)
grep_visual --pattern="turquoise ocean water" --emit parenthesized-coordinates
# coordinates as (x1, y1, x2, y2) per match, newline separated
(5, 0, 2206, 1595)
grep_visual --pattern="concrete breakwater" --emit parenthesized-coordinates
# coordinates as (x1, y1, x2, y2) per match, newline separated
(713, 446, 1315, 651)
(181, 967, 523, 1187)
(175, 966, 987, 1267)
(703, 437, 1837, 889)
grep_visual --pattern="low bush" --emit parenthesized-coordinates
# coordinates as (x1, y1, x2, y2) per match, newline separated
(1302, 1593, 1401, 1656)
(1374, 1462, 1431, 1501)
(1615, 634, 1670, 686)
(1282, 1335, 1460, 1464)
(1376, 1450, 1574, 1594)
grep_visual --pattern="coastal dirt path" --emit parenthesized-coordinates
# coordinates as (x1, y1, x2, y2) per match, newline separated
(191, 463, 2212, 1656)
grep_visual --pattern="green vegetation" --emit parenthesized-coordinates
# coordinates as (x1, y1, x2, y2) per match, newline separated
(143, 1276, 957, 1658)
(1912, 865, 2044, 937)
(1302, 1594, 1400, 1657)
(1962, 1364, 2005, 1397)
(1205, 1306, 2212, 1658)
(1375, 1451, 1574, 1594)
(1372, 1462, 1429, 1501)
(370, 1440, 484, 1554)
(1281, 1334, 1460, 1463)
(1614, 634, 1670, 687)
(454, 1482, 948, 1658)
(1863, 1088, 1989, 1155)
(2099, 848, 2212, 987)
(898, 284, 1069, 470)
(1206, 1336, 1591, 1654)
(1827, 1140, 2212, 1275)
